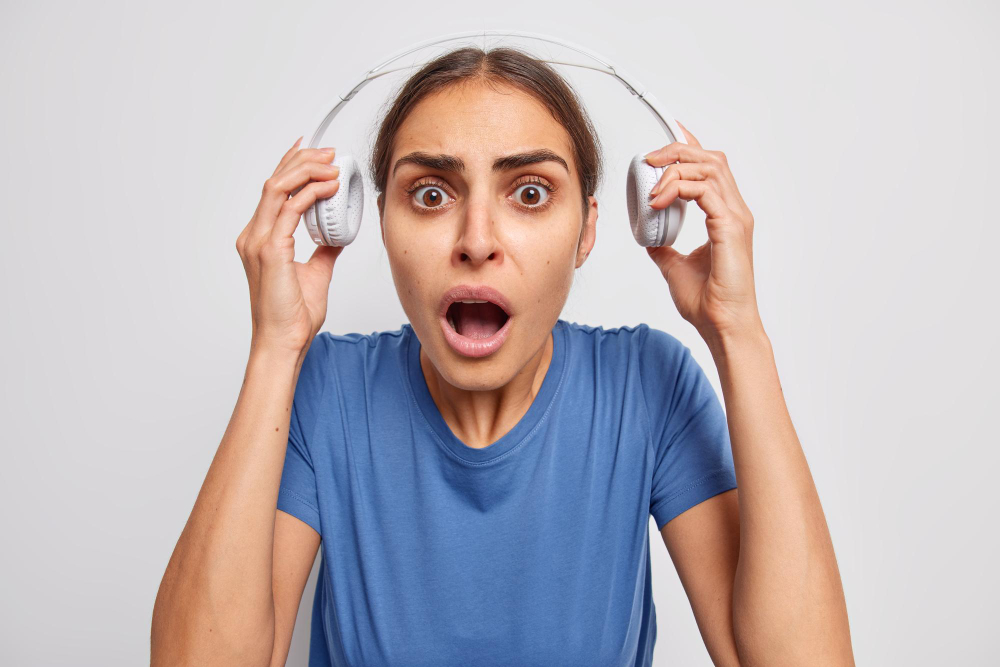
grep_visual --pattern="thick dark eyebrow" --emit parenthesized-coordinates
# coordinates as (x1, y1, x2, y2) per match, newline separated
(491, 148, 569, 174)
(392, 148, 569, 177)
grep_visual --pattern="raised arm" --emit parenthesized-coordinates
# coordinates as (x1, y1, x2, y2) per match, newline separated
(645, 123, 854, 665)
(150, 137, 344, 666)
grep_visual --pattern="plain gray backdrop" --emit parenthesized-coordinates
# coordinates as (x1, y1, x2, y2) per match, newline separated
(2, 0, 997, 664)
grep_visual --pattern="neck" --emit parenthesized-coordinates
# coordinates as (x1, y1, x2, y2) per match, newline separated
(419, 330, 554, 450)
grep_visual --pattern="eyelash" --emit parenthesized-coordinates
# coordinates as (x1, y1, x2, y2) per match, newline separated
(404, 176, 558, 214)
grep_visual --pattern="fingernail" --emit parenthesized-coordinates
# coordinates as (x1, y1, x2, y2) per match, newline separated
(293, 135, 303, 147)
(320, 147, 335, 154)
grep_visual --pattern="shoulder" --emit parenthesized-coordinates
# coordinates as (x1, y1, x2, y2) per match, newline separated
(561, 320, 688, 366)
(317, 323, 408, 350)
(560, 319, 648, 351)
(627, 324, 699, 422)
(636, 324, 691, 375)
(297, 324, 410, 386)
(314, 323, 409, 357)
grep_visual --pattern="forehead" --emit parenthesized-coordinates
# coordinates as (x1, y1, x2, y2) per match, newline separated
(391, 81, 575, 171)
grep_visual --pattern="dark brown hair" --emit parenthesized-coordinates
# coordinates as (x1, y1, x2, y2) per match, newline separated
(368, 45, 604, 223)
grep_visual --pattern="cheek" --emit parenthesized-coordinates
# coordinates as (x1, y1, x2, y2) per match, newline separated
(519, 241, 577, 306)
(383, 221, 446, 306)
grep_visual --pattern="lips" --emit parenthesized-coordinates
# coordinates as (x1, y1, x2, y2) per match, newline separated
(438, 284, 512, 321)
(438, 284, 513, 358)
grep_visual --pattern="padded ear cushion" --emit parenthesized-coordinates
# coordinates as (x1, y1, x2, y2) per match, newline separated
(304, 153, 364, 246)
(625, 152, 686, 247)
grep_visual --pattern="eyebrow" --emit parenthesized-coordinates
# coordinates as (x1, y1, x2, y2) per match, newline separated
(391, 148, 569, 177)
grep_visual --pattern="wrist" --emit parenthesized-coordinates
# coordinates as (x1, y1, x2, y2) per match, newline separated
(248, 339, 308, 370)
(701, 319, 771, 360)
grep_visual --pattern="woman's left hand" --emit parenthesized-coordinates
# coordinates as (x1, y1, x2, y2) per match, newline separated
(644, 122, 764, 344)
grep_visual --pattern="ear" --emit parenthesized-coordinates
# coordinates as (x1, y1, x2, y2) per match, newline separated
(575, 195, 598, 268)
(377, 193, 386, 247)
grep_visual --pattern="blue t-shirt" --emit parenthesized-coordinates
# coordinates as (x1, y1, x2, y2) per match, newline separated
(277, 318, 737, 666)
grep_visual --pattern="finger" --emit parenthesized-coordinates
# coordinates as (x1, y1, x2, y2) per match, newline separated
(646, 142, 749, 214)
(644, 142, 718, 168)
(249, 161, 341, 241)
(652, 180, 747, 249)
(651, 179, 731, 222)
(271, 178, 341, 241)
(649, 162, 719, 197)
(271, 136, 303, 177)
(675, 120, 702, 148)
(649, 162, 748, 219)
(276, 146, 337, 178)
(280, 148, 338, 201)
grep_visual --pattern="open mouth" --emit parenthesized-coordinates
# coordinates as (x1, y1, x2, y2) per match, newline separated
(446, 300, 510, 339)
(438, 284, 514, 358)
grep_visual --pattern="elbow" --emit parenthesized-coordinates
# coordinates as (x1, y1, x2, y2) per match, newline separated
(151, 576, 276, 667)
(731, 596, 855, 667)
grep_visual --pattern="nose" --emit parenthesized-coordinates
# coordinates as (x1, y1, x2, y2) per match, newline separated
(452, 195, 504, 267)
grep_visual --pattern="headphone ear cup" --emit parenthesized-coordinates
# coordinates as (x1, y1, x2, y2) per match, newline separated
(304, 153, 365, 246)
(626, 152, 686, 247)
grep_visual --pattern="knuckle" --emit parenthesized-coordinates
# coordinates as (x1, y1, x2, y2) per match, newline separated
(309, 147, 335, 161)
(258, 239, 281, 261)
(281, 195, 305, 216)
(245, 236, 262, 258)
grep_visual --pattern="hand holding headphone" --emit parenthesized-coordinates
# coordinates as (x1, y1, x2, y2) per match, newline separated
(301, 30, 687, 249)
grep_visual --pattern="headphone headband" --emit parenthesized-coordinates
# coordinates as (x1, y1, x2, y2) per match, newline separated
(302, 29, 685, 153)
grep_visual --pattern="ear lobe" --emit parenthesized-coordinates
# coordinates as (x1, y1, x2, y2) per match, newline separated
(576, 195, 598, 267)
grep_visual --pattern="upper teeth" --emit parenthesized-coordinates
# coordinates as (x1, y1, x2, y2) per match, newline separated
(459, 299, 488, 303)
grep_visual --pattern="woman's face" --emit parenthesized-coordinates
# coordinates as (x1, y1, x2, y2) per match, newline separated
(377, 80, 598, 391)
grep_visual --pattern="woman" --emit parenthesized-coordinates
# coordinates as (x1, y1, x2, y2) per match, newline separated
(152, 47, 854, 666)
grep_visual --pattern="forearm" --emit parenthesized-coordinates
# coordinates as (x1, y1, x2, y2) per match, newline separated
(151, 344, 306, 666)
(705, 324, 853, 666)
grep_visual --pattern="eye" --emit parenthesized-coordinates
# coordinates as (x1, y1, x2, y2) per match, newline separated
(514, 181, 550, 208)
(411, 184, 451, 209)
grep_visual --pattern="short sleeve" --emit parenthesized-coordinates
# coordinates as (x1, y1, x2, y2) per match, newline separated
(276, 337, 326, 536)
(640, 326, 737, 531)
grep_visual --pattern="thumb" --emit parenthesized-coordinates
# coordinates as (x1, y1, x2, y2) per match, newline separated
(646, 245, 684, 278)
(306, 243, 343, 281)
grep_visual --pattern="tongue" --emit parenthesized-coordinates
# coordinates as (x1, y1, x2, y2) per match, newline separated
(453, 302, 506, 339)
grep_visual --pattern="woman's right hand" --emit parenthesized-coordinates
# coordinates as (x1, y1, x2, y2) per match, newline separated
(236, 138, 345, 359)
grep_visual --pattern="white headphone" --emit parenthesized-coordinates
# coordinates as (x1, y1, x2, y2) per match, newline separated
(301, 29, 687, 248)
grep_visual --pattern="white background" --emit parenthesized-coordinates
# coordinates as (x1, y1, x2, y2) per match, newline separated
(2, 1, 997, 664)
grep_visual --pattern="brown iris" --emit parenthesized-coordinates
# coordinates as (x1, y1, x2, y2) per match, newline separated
(519, 186, 541, 206)
(422, 189, 442, 207)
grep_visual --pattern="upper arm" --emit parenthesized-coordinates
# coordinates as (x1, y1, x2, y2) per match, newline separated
(269, 510, 321, 667)
(269, 336, 326, 665)
(660, 488, 741, 667)
(639, 327, 738, 531)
